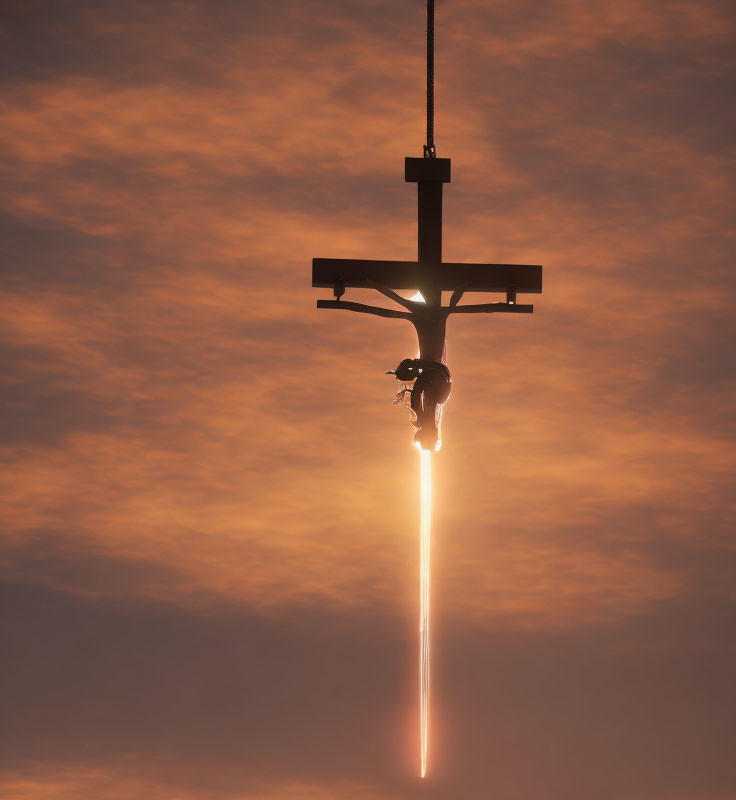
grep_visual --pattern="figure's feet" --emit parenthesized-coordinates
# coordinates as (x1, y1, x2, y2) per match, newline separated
(413, 424, 439, 451)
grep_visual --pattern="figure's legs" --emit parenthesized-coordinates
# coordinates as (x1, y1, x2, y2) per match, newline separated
(412, 368, 451, 451)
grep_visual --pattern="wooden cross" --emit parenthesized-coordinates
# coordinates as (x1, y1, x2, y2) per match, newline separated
(312, 155, 542, 450)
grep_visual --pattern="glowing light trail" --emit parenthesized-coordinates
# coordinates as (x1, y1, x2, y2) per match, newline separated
(419, 447, 432, 778)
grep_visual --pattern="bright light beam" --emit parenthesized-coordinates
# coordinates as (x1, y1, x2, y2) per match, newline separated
(419, 447, 432, 778)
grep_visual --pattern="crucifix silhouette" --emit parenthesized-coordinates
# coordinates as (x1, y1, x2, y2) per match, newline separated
(309, 0, 543, 778)
(312, 154, 542, 450)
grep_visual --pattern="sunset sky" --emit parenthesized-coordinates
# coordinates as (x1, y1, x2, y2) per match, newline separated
(1, 0, 735, 798)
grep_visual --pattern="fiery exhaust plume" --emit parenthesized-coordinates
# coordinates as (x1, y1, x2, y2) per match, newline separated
(419, 447, 432, 778)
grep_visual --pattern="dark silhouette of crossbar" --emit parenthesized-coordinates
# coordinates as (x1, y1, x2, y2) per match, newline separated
(313, 258, 542, 294)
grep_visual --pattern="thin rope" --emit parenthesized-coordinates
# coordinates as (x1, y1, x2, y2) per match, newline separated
(424, 0, 436, 158)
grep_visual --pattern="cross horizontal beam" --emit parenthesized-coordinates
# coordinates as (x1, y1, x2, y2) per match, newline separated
(312, 258, 542, 294)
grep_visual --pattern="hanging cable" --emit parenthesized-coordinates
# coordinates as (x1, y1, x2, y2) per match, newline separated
(424, 0, 436, 158)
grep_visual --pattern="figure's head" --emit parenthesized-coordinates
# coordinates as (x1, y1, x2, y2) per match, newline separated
(387, 358, 420, 382)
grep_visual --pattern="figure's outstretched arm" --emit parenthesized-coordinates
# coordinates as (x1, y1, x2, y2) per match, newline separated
(316, 300, 411, 319)
(448, 302, 534, 314)
(365, 279, 417, 310)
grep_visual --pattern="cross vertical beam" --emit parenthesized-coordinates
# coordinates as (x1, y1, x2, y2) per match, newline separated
(419, 181, 442, 266)
(406, 157, 451, 306)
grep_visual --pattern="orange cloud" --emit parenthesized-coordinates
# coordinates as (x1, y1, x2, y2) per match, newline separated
(0, 766, 394, 800)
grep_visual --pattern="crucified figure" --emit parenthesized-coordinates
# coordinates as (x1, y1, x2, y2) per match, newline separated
(319, 281, 519, 450)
